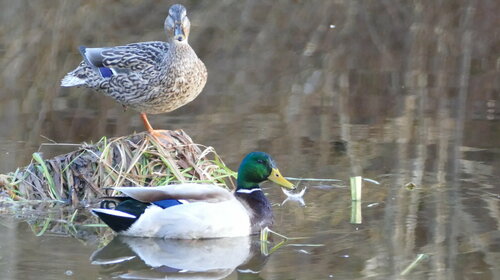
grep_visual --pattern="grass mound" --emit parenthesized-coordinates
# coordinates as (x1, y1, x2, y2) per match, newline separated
(0, 130, 236, 206)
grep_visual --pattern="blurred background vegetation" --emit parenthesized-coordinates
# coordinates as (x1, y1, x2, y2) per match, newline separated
(1, 0, 497, 172)
(0, 0, 499, 279)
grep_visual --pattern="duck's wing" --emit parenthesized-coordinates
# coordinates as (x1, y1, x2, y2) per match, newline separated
(114, 184, 233, 203)
(80, 41, 169, 76)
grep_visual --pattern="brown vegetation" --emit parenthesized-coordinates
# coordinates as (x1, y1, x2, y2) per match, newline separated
(0, 130, 234, 206)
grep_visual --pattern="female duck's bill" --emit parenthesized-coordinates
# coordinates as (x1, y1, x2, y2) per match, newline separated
(92, 152, 295, 239)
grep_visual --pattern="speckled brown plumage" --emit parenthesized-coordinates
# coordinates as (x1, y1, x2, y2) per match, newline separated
(61, 4, 207, 116)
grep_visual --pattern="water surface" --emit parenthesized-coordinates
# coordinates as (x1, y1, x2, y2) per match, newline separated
(0, 0, 499, 279)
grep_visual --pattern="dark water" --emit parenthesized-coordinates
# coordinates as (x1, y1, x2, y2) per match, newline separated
(1, 0, 499, 279)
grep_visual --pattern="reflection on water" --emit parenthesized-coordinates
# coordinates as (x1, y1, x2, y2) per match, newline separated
(90, 236, 267, 279)
(0, 0, 499, 279)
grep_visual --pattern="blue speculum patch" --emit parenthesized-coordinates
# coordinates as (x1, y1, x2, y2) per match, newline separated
(99, 67, 113, 78)
(153, 199, 183, 209)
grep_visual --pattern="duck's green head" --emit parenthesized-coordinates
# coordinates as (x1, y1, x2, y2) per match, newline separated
(165, 4, 190, 42)
(236, 152, 295, 190)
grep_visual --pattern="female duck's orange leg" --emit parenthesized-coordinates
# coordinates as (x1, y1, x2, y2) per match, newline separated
(140, 112, 155, 133)
(140, 113, 174, 145)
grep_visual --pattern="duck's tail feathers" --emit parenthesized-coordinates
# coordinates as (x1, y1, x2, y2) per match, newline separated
(60, 73, 87, 87)
(92, 208, 138, 233)
(61, 59, 104, 88)
(62, 46, 113, 87)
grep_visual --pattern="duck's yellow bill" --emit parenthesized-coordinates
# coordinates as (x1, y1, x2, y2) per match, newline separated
(268, 168, 295, 189)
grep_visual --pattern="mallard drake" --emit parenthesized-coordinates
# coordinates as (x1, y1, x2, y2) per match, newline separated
(92, 152, 294, 239)
(61, 4, 207, 144)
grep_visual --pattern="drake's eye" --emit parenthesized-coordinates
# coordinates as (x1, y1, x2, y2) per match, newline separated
(257, 159, 264, 164)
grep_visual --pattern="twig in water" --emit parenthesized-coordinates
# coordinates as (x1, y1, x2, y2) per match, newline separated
(400, 254, 429, 275)
(285, 177, 343, 182)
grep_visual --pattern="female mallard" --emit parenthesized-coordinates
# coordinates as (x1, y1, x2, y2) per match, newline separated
(61, 4, 207, 143)
(92, 152, 294, 239)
